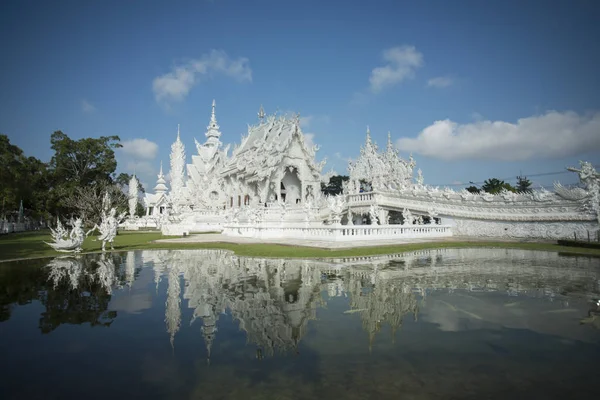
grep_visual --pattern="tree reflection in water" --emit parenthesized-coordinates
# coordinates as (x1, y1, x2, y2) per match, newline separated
(1, 248, 599, 353)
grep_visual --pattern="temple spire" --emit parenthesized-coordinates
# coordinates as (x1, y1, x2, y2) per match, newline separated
(258, 104, 265, 121)
(205, 99, 222, 147)
(366, 126, 372, 145)
(386, 131, 395, 153)
(154, 161, 168, 194)
(177, 124, 180, 140)
(210, 99, 217, 126)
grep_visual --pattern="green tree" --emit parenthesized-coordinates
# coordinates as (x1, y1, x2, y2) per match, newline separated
(465, 184, 481, 194)
(321, 175, 350, 196)
(49, 131, 121, 186)
(0, 135, 49, 219)
(481, 178, 517, 194)
(516, 175, 532, 193)
(48, 131, 122, 218)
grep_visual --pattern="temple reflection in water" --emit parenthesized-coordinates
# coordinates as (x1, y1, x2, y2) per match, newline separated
(43, 248, 600, 359)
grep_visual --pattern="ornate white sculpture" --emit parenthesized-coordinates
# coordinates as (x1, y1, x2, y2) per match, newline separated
(128, 174, 139, 219)
(326, 194, 346, 225)
(87, 194, 127, 252)
(416, 169, 424, 186)
(170, 125, 186, 212)
(369, 204, 380, 225)
(402, 208, 413, 225)
(45, 218, 86, 253)
(567, 161, 600, 224)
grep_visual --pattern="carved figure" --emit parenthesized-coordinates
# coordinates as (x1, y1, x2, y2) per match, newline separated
(45, 218, 86, 253)
(87, 208, 126, 252)
(567, 161, 600, 224)
(326, 194, 346, 224)
(402, 208, 413, 225)
(369, 204, 379, 225)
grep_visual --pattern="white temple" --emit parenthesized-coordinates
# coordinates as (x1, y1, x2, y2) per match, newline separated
(129, 101, 600, 240)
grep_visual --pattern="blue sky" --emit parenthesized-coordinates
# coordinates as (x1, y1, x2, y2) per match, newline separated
(1, 0, 599, 191)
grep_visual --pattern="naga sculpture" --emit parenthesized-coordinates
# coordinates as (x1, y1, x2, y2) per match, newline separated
(45, 218, 86, 253)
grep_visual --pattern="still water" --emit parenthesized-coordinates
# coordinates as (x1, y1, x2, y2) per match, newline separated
(1, 248, 600, 399)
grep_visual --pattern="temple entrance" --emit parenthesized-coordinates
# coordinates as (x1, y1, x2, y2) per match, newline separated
(281, 168, 302, 205)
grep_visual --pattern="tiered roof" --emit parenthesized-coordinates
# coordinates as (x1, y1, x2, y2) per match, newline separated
(222, 113, 324, 182)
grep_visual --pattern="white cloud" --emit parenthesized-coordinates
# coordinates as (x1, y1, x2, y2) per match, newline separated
(397, 110, 600, 161)
(369, 46, 423, 93)
(427, 76, 454, 88)
(81, 99, 96, 113)
(120, 138, 159, 160)
(153, 49, 252, 105)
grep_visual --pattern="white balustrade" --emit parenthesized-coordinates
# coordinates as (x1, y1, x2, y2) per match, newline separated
(222, 223, 452, 241)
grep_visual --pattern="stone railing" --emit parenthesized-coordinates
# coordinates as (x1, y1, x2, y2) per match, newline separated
(347, 193, 375, 204)
(222, 223, 452, 241)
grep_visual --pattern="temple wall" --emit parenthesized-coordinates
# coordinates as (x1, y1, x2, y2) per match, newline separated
(445, 217, 598, 240)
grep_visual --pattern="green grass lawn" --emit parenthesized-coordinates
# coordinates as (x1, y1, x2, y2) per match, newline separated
(1, 229, 600, 262)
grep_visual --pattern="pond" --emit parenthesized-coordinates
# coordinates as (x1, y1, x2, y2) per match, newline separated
(1, 248, 600, 399)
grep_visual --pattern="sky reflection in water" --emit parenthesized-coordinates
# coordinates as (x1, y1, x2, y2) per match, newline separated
(1, 248, 600, 399)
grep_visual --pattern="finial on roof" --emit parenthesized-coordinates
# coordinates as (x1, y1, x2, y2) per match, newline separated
(258, 104, 265, 121)
(211, 99, 216, 123)
(177, 124, 180, 140)
(158, 161, 164, 178)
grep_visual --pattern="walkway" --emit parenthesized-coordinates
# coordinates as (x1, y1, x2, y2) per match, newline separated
(154, 233, 542, 250)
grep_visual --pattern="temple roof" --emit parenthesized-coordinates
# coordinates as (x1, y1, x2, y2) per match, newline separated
(154, 161, 168, 193)
(222, 113, 323, 181)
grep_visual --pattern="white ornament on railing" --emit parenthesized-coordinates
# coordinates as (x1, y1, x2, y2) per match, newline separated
(402, 208, 413, 225)
(327, 194, 346, 225)
(369, 204, 380, 225)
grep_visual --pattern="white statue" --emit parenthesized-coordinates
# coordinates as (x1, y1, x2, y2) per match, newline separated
(45, 218, 86, 253)
(402, 208, 413, 225)
(326, 194, 346, 225)
(87, 207, 126, 252)
(369, 204, 379, 225)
